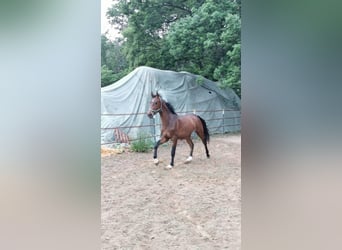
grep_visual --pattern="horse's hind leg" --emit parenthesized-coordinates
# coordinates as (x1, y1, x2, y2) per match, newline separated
(196, 131, 210, 158)
(203, 141, 210, 158)
(185, 137, 194, 163)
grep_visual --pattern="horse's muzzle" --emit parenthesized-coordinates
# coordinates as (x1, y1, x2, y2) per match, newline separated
(147, 110, 153, 119)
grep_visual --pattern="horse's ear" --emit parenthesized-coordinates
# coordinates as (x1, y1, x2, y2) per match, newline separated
(156, 90, 159, 96)
(151, 91, 155, 97)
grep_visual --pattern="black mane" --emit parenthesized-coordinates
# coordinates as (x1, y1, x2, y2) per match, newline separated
(165, 101, 177, 115)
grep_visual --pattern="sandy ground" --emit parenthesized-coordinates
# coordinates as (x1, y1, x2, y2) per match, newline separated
(101, 133, 241, 249)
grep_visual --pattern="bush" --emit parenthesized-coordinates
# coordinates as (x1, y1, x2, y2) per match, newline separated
(131, 133, 154, 152)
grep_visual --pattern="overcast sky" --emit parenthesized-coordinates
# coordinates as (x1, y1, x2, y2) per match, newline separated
(101, 0, 120, 39)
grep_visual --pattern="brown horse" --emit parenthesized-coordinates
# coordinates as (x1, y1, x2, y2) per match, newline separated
(147, 91, 210, 169)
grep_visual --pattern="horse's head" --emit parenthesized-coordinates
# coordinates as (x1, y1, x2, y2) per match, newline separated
(147, 91, 162, 118)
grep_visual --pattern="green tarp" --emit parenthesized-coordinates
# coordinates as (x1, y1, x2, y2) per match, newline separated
(101, 66, 240, 144)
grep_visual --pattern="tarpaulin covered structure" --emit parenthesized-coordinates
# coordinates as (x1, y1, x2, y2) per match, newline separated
(101, 66, 240, 144)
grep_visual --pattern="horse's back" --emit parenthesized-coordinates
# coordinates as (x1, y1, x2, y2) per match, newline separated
(177, 114, 198, 126)
(176, 114, 202, 138)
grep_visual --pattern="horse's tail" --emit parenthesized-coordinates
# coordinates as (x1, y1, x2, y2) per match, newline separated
(197, 115, 210, 144)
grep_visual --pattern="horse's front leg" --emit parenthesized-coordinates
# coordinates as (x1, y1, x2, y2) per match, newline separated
(185, 137, 194, 163)
(153, 136, 168, 165)
(165, 137, 178, 169)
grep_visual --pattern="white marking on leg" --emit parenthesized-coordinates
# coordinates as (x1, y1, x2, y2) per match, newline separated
(164, 164, 173, 170)
(185, 156, 192, 163)
(153, 158, 159, 165)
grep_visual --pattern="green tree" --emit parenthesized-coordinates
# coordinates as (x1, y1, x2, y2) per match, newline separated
(166, 0, 241, 95)
(101, 65, 116, 87)
(101, 35, 127, 74)
(101, 35, 128, 87)
(105, 0, 241, 97)
(107, 0, 201, 68)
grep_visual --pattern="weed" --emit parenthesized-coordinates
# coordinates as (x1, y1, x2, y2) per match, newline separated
(131, 133, 153, 152)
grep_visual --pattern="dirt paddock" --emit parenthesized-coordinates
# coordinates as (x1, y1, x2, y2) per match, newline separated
(101, 133, 241, 249)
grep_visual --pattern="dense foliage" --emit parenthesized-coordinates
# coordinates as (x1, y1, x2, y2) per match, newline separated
(102, 0, 240, 97)
(101, 35, 128, 86)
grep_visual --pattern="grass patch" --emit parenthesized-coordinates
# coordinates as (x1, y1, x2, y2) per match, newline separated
(131, 133, 154, 152)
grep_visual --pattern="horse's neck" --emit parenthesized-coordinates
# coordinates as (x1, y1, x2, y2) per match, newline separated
(159, 103, 176, 128)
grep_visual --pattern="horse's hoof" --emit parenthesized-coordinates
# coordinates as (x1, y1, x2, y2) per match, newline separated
(185, 156, 192, 164)
(164, 165, 173, 170)
(153, 158, 159, 165)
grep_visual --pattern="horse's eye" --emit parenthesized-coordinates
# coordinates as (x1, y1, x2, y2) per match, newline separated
(154, 101, 157, 105)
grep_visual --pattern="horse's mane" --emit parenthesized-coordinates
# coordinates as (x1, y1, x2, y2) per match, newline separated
(164, 101, 177, 115)
(153, 92, 177, 115)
